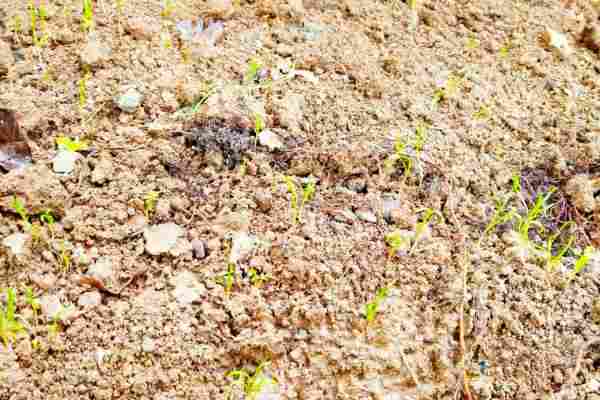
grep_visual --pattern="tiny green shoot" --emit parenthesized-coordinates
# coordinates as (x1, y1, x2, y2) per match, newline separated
(410, 208, 442, 255)
(143, 191, 159, 219)
(227, 361, 277, 400)
(516, 187, 556, 243)
(0, 288, 25, 347)
(11, 196, 31, 230)
(384, 136, 412, 177)
(283, 176, 299, 224)
(385, 230, 409, 256)
(542, 221, 575, 272)
(511, 173, 521, 194)
(24, 286, 40, 325)
(568, 246, 594, 282)
(82, 0, 94, 32)
(248, 268, 270, 288)
(473, 105, 491, 120)
(244, 58, 262, 84)
(254, 113, 264, 146)
(364, 287, 389, 324)
(160, 0, 176, 18)
(60, 241, 71, 272)
(482, 197, 515, 238)
(56, 136, 89, 152)
(218, 263, 237, 295)
(78, 72, 90, 110)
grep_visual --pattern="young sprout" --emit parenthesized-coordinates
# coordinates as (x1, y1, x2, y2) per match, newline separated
(217, 263, 236, 295)
(56, 136, 89, 152)
(282, 176, 316, 225)
(248, 268, 270, 288)
(282, 176, 299, 224)
(511, 172, 521, 194)
(384, 136, 412, 177)
(253, 113, 264, 146)
(413, 123, 428, 156)
(432, 75, 462, 106)
(568, 246, 595, 282)
(515, 187, 556, 243)
(483, 196, 515, 238)
(385, 230, 410, 256)
(410, 208, 443, 254)
(81, 0, 94, 32)
(542, 221, 575, 272)
(0, 288, 25, 347)
(29, 0, 49, 47)
(143, 191, 159, 219)
(24, 286, 40, 325)
(160, 0, 176, 18)
(499, 39, 511, 59)
(60, 240, 71, 272)
(244, 58, 262, 84)
(466, 34, 479, 50)
(10, 196, 31, 230)
(227, 361, 277, 400)
(364, 287, 389, 324)
(473, 105, 491, 120)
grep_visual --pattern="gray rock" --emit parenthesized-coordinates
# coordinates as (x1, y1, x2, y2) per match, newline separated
(277, 94, 305, 132)
(258, 129, 285, 151)
(91, 157, 114, 184)
(116, 87, 144, 113)
(52, 150, 80, 174)
(170, 270, 206, 304)
(355, 209, 377, 223)
(0, 40, 14, 76)
(144, 223, 184, 255)
(169, 237, 193, 257)
(88, 257, 114, 281)
(2, 233, 28, 256)
(80, 34, 111, 67)
(78, 291, 102, 307)
(191, 239, 207, 259)
(229, 232, 257, 263)
(141, 336, 156, 353)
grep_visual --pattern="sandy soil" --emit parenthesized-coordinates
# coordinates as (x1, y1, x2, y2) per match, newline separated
(0, 0, 599, 399)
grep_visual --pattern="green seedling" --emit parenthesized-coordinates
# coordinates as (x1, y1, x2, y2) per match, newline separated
(60, 240, 71, 272)
(217, 263, 237, 295)
(40, 210, 55, 229)
(0, 288, 25, 347)
(78, 72, 90, 109)
(227, 361, 277, 400)
(384, 136, 412, 177)
(29, 0, 49, 47)
(11, 196, 31, 230)
(160, 0, 176, 18)
(515, 187, 556, 243)
(253, 113, 265, 146)
(499, 40, 511, 59)
(410, 208, 443, 254)
(542, 221, 575, 272)
(407, 0, 417, 10)
(282, 176, 316, 224)
(244, 58, 262, 84)
(248, 268, 270, 288)
(115, 0, 125, 13)
(473, 105, 491, 120)
(364, 287, 389, 324)
(483, 196, 515, 238)
(10, 15, 23, 35)
(56, 136, 89, 152)
(413, 123, 428, 156)
(466, 34, 479, 50)
(432, 75, 462, 106)
(385, 230, 410, 256)
(81, 0, 94, 32)
(24, 286, 40, 326)
(511, 173, 521, 194)
(143, 191, 159, 219)
(568, 246, 594, 282)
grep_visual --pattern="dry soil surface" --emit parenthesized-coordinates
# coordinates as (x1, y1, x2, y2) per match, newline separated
(0, 0, 599, 399)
